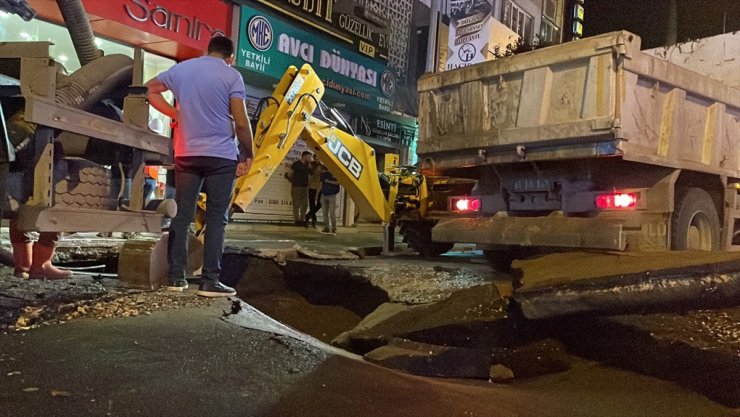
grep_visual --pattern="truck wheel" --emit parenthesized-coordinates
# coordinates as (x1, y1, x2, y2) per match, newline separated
(483, 249, 520, 273)
(671, 188, 720, 250)
(401, 222, 453, 257)
(54, 159, 116, 210)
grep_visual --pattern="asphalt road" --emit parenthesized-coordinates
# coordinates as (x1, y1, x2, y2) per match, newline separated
(0, 299, 736, 417)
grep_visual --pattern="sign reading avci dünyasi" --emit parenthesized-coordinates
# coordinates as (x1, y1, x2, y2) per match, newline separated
(237, 5, 397, 114)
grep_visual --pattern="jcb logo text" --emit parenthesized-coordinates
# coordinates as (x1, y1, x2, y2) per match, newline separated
(328, 135, 363, 180)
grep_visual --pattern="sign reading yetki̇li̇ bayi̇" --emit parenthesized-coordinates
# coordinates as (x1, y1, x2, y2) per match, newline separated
(238, 5, 397, 113)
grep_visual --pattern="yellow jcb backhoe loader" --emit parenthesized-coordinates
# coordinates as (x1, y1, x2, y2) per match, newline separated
(120, 64, 473, 288)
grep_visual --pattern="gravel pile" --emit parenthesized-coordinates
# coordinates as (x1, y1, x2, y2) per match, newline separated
(0, 267, 213, 331)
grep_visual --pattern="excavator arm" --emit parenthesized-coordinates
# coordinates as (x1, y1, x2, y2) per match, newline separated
(195, 64, 420, 237)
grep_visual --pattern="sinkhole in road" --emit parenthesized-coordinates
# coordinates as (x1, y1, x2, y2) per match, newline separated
(223, 254, 390, 345)
(50, 247, 740, 406)
(220, 252, 554, 354)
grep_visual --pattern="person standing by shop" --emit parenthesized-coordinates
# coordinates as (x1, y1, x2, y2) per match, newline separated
(305, 159, 323, 228)
(146, 35, 253, 298)
(284, 151, 312, 226)
(320, 167, 340, 235)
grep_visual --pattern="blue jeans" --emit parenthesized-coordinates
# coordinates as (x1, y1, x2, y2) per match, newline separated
(168, 156, 236, 282)
(143, 178, 156, 205)
(320, 194, 337, 232)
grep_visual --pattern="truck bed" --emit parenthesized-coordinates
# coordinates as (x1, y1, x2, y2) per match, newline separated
(417, 31, 740, 178)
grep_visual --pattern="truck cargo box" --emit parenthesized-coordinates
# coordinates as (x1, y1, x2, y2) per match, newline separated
(417, 31, 740, 178)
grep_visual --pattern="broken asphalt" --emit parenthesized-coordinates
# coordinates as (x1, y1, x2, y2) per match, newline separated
(0, 223, 739, 416)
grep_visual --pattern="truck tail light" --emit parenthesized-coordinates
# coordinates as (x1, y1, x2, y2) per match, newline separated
(596, 193, 638, 209)
(450, 197, 481, 212)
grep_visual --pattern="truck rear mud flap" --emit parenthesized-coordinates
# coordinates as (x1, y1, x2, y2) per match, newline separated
(432, 215, 626, 251)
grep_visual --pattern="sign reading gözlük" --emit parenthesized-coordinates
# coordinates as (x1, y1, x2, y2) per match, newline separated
(239, 5, 398, 113)
(253, 0, 389, 61)
(446, 0, 494, 70)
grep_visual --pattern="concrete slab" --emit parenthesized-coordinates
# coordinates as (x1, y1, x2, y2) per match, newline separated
(333, 283, 506, 353)
(513, 251, 740, 289)
(514, 259, 740, 319)
(364, 338, 491, 379)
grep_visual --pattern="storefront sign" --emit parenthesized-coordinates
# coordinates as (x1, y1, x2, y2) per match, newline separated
(354, 0, 388, 27)
(358, 115, 415, 146)
(123, 0, 227, 40)
(238, 5, 397, 113)
(446, 0, 494, 70)
(256, 0, 388, 60)
(82, 0, 232, 53)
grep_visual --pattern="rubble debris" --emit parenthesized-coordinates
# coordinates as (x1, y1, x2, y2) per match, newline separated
(0, 267, 213, 330)
(489, 365, 515, 382)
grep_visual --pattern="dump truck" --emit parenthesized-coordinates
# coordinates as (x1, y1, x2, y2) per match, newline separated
(408, 30, 740, 269)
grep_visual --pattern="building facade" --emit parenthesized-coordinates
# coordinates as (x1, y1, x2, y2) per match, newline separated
(2, 0, 423, 225)
(230, 0, 420, 224)
(440, 0, 578, 71)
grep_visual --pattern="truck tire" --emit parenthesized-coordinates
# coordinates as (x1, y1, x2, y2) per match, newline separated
(54, 159, 116, 210)
(483, 248, 520, 273)
(671, 188, 720, 250)
(400, 222, 454, 257)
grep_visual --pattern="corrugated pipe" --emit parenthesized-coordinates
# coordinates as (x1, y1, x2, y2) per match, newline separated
(55, 0, 102, 67)
(8, 54, 133, 152)
(7, 0, 133, 152)
(55, 54, 133, 109)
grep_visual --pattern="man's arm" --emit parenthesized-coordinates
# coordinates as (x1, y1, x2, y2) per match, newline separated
(230, 97, 254, 177)
(145, 77, 178, 121)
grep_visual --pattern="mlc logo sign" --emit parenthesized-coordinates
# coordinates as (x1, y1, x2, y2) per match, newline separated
(248, 16, 273, 51)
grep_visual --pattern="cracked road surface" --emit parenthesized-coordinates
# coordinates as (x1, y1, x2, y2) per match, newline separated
(0, 299, 736, 417)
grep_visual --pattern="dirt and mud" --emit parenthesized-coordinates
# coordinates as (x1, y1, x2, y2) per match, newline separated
(2, 231, 740, 412)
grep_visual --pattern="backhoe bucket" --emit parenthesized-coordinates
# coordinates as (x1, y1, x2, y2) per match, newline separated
(118, 233, 203, 289)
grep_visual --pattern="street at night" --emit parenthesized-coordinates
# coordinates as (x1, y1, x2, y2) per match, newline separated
(1, 0, 739, 416)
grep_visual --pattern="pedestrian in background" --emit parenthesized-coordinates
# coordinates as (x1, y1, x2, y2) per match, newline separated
(284, 151, 312, 226)
(143, 165, 159, 208)
(320, 166, 340, 235)
(146, 35, 253, 298)
(305, 159, 323, 228)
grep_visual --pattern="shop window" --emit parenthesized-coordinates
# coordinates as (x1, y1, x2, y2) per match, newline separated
(542, 0, 562, 22)
(540, 0, 563, 44)
(502, 1, 534, 44)
(0, 12, 175, 136)
(142, 51, 175, 137)
(540, 19, 561, 44)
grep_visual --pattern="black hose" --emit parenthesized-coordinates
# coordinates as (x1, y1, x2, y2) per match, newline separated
(55, 54, 133, 109)
(55, 0, 102, 67)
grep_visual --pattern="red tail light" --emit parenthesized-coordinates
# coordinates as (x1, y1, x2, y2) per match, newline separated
(596, 193, 638, 209)
(450, 197, 481, 212)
